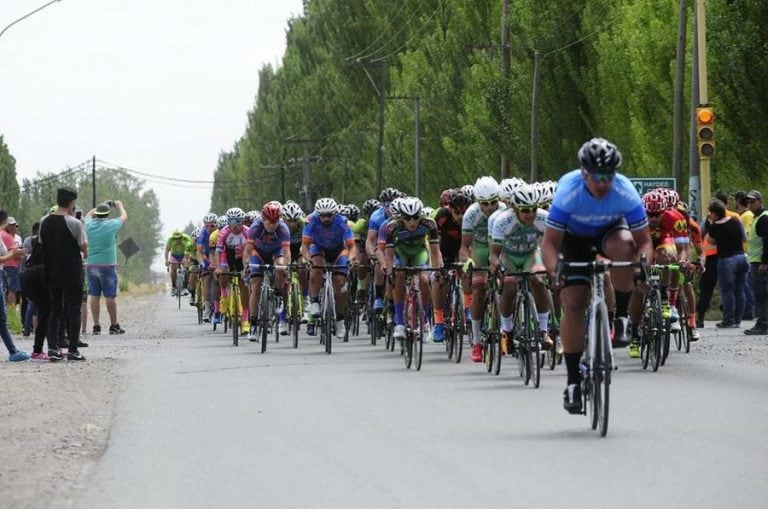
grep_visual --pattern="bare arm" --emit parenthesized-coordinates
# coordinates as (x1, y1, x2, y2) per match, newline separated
(541, 227, 565, 277)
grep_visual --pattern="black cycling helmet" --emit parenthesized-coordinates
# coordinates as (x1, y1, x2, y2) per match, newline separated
(362, 199, 380, 216)
(379, 187, 403, 203)
(578, 137, 622, 173)
(449, 188, 472, 211)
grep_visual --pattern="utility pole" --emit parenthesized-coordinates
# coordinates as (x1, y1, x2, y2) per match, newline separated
(530, 51, 542, 182)
(375, 61, 387, 195)
(688, 8, 700, 221)
(92, 155, 96, 208)
(302, 143, 311, 211)
(672, 0, 688, 192)
(695, 0, 710, 221)
(500, 0, 511, 180)
(388, 95, 422, 198)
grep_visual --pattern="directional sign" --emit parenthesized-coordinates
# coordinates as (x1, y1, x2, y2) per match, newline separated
(119, 237, 140, 260)
(629, 177, 676, 196)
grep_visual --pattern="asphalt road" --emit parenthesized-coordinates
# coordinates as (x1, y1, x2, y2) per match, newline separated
(80, 294, 768, 508)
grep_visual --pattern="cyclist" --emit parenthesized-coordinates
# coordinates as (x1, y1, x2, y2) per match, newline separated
(282, 201, 309, 322)
(366, 188, 404, 314)
(186, 227, 201, 306)
(381, 197, 442, 341)
(460, 176, 506, 362)
(302, 197, 358, 338)
(541, 138, 652, 414)
(214, 207, 251, 336)
(165, 229, 192, 296)
(489, 182, 553, 355)
(430, 188, 471, 341)
(676, 201, 703, 341)
(244, 201, 291, 337)
(196, 213, 219, 322)
(354, 199, 378, 304)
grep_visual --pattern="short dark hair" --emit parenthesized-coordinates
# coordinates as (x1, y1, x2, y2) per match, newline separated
(56, 187, 78, 207)
(32, 222, 40, 235)
(709, 199, 726, 219)
(715, 190, 729, 205)
(0, 209, 6, 224)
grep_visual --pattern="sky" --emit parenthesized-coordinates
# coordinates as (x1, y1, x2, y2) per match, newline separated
(0, 0, 305, 266)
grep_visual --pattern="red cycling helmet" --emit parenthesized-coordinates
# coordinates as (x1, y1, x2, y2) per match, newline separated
(642, 191, 665, 214)
(261, 201, 282, 222)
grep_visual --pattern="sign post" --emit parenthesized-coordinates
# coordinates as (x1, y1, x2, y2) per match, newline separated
(628, 177, 677, 197)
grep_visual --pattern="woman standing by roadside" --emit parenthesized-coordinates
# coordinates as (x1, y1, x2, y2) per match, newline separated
(0, 210, 29, 361)
(704, 199, 749, 328)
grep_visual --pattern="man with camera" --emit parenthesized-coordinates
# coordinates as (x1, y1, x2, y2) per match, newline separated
(85, 200, 128, 335)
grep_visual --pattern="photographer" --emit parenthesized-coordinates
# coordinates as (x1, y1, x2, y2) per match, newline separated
(85, 200, 127, 335)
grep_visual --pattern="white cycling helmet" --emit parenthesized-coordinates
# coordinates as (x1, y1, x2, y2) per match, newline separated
(226, 207, 246, 222)
(500, 177, 527, 201)
(191, 227, 200, 239)
(390, 197, 408, 216)
(400, 197, 423, 217)
(314, 197, 338, 215)
(422, 206, 434, 217)
(203, 213, 217, 224)
(460, 184, 475, 201)
(217, 215, 228, 229)
(473, 176, 500, 201)
(281, 201, 304, 220)
(512, 184, 540, 208)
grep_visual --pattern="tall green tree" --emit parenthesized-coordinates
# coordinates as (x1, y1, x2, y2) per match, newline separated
(0, 135, 21, 214)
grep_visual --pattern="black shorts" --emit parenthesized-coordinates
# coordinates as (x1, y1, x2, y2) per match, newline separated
(561, 219, 628, 286)
(290, 242, 301, 262)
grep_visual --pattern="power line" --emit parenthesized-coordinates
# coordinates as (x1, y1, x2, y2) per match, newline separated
(345, 0, 413, 61)
(542, 13, 622, 59)
(353, 1, 426, 62)
(368, 1, 443, 63)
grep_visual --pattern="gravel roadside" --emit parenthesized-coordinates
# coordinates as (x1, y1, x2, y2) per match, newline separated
(1, 289, 766, 508)
(0, 290, 170, 509)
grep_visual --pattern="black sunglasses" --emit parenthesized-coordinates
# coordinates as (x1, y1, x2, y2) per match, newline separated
(516, 207, 537, 214)
(402, 214, 420, 221)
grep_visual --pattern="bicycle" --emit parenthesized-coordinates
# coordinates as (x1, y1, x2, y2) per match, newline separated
(503, 268, 549, 388)
(555, 255, 644, 437)
(219, 271, 244, 346)
(286, 264, 303, 349)
(194, 271, 204, 324)
(251, 264, 284, 354)
(168, 262, 186, 309)
(472, 268, 501, 376)
(639, 264, 676, 372)
(312, 264, 349, 354)
(394, 267, 440, 370)
(442, 263, 465, 363)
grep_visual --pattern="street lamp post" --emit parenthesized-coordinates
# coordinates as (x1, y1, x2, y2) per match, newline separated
(0, 0, 63, 40)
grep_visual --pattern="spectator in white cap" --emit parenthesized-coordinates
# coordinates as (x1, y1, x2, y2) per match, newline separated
(1, 215, 22, 309)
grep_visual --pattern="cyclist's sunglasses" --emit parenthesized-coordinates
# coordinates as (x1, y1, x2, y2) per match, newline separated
(587, 171, 615, 183)
(319, 213, 334, 219)
(402, 214, 420, 222)
(516, 206, 537, 214)
(478, 199, 498, 206)
(228, 218, 243, 225)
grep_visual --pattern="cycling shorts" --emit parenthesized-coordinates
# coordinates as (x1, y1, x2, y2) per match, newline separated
(561, 219, 629, 286)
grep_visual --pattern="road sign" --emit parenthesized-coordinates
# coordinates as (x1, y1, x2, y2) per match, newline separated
(119, 237, 140, 260)
(629, 177, 676, 196)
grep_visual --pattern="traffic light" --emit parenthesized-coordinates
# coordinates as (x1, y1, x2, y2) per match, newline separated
(696, 106, 715, 159)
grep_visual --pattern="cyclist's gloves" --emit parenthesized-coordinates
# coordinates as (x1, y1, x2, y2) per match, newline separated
(462, 258, 475, 273)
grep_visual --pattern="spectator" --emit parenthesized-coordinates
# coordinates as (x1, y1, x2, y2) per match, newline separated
(21, 222, 40, 336)
(745, 190, 768, 335)
(704, 199, 748, 328)
(697, 191, 740, 327)
(1, 215, 22, 309)
(20, 231, 53, 361)
(733, 191, 755, 320)
(39, 187, 88, 361)
(85, 201, 127, 335)
(0, 210, 29, 361)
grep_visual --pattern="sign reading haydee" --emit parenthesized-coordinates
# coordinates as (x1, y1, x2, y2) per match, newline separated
(628, 177, 676, 196)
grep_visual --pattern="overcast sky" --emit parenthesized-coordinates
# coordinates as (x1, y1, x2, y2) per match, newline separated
(1, 0, 304, 265)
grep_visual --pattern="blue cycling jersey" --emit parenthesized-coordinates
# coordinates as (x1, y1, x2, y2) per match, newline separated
(546, 169, 647, 237)
(197, 228, 211, 256)
(302, 212, 353, 249)
(368, 207, 389, 234)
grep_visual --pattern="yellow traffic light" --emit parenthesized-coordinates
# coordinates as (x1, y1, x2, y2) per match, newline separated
(696, 106, 715, 159)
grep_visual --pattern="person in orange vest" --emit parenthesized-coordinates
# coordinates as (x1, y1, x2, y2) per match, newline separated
(697, 191, 741, 328)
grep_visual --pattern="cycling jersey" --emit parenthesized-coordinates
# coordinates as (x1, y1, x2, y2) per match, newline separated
(197, 228, 211, 255)
(216, 225, 249, 267)
(368, 206, 390, 234)
(302, 213, 354, 252)
(247, 218, 290, 254)
(166, 234, 192, 256)
(462, 202, 507, 245)
(491, 209, 547, 271)
(659, 208, 691, 246)
(381, 217, 439, 267)
(434, 207, 461, 262)
(351, 218, 368, 241)
(546, 170, 647, 237)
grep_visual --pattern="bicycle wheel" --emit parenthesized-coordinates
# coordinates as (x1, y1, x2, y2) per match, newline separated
(651, 318, 665, 372)
(232, 284, 240, 347)
(291, 284, 300, 349)
(260, 286, 270, 354)
(324, 287, 334, 354)
(414, 302, 424, 371)
(546, 307, 559, 371)
(592, 308, 611, 436)
(452, 286, 464, 363)
(273, 297, 280, 344)
(196, 281, 204, 325)
(177, 273, 183, 309)
(527, 293, 541, 388)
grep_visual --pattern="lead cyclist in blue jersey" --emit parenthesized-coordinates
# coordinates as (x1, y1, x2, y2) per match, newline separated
(541, 138, 653, 415)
